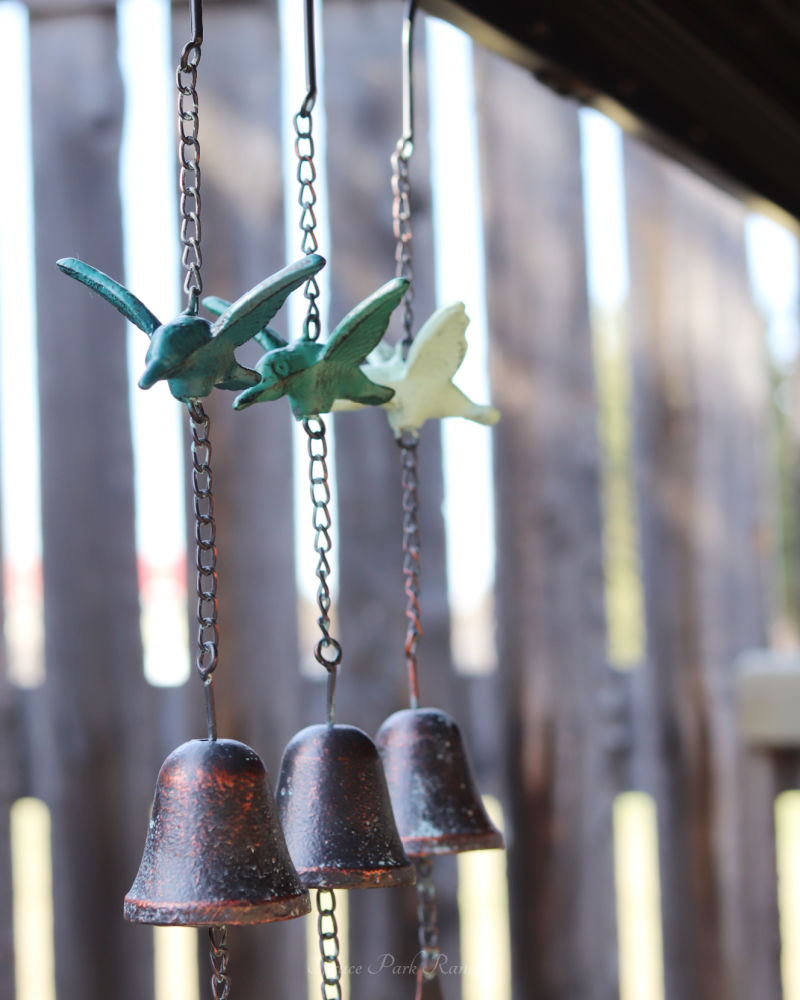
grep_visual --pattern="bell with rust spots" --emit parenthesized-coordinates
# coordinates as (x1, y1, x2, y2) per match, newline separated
(276, 723, 416, 888)
(125, 738, 311, 925)
(375, 707, 504, 856)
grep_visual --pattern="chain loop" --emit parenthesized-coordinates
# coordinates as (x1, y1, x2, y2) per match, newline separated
(295, 111, 321, 341)
(397, 436, 422, 706)
(316, 889, 343, 1000)
(415, 858, 440, 980)
(177, 39, 203, 308)
(304, 417, 342, 722)
(391, 142, 415, 355)
(209, 926, 231, 1000)
(188, 401, 219, 739)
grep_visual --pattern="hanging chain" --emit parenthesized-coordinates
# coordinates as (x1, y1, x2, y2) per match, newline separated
(304, 416, 342, 723)
(398, 435, 422, 707)
(415, 857, 440, 980)
(316, 889, 343, 1000)
(391, 142, 415, 356)
(177, 35, 203, 310)
(295, 109, 321, 341)
(188, 400, 219, 740)
(209, 926, 231, 1000)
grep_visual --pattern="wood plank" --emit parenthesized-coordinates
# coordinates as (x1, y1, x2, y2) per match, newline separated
(178, 1, 307, 988)
(323, 3, 461, 996)
(30, 12, 156, 1000)
(475, 49, 619, 999)
(624, 138, 782, 1000)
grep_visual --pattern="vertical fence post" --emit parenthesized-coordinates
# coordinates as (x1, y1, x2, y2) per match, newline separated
(624, 138, 782, 1000)
(30, 8, 157, 999)
(475, 50, 619, 1000)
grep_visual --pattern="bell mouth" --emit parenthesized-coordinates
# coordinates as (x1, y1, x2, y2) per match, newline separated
(123, 893, 311, 926)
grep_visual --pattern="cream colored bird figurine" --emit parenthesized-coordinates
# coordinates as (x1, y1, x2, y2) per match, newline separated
(332, 302, 499, 435)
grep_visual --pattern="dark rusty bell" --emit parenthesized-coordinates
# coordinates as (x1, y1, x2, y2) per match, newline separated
(276, 723, 416, 889)
(375, 707, 504, 857)
(124, 738, 311, 925)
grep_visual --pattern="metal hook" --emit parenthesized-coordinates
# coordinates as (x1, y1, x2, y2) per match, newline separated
(300, 0, 318, 116)
(189, 0, 203, 45)
(400, 0, 418, 158)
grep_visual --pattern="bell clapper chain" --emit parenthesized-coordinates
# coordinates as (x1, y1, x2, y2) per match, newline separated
(392, 1, 443, 989)
(176, 1, 231, 993)
(295, 4, 344, 998)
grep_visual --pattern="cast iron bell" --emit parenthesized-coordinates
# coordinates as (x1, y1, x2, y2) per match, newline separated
(375, 707, 504, 856)
(276, 723, 416, 888)
(125, 738, 311, 925)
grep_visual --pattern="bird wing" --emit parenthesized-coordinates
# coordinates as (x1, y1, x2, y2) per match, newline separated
(203, 296, 287, 353)
(405, 302, 470, 383)
(211, 254, 325, 349)
(57, 257, 161, 335)
(322, 278, 409, 365)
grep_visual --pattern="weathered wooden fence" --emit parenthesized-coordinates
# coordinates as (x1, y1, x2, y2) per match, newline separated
(0, 1, 797, 999)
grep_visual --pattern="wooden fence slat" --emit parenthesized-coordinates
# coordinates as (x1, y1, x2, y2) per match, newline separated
(30, 10, 157, 999)
(182, 2, 308, 988)
(475, 50, 619, 999)
(324, 3, 462, 996)
(624, 138, 783, 1000)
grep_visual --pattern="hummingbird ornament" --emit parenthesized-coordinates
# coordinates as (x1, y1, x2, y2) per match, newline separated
(203, 276, 406, 418)
(331, 301, 499, 435)
(56, 254, 326, 402)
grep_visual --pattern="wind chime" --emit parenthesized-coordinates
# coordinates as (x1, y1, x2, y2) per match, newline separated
(57, 0, 504, 997)
(368, 3, 504, 998)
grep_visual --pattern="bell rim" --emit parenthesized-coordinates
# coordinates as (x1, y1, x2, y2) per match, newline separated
(401, 829, 505, 857)
(295, 862, 417, 890)
(123, 890, 312, 926)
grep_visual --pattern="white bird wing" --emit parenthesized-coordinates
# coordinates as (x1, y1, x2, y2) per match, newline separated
(404, 303, 469, 385)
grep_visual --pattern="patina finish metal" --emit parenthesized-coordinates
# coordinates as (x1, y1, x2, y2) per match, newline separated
(375, 708, 504, 856)
(56, 254, 325, 401)
(276, 723, 416, 888)
(125, 738, 311, 925)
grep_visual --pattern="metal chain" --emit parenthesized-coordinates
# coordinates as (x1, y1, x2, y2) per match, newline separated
(209, 926, 231, 1000)
(316, 889, 343, 1000)
(304, 416, 342, 723)
(177, 38, 203, 310)
(188, 401, 219, 740)
(398, 436, 422, 707)
(295, 110, 321, 341)
(415, 858, 440, 980)
(391, 142, 415, 356)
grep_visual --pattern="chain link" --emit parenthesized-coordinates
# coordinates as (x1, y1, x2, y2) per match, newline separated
(391, 142, 415, 355)
(295, 110, 321, 341)
(415, 858, 440, 980)
(397, 436, 422, 706)
(188, 401, 219, 739)
(303, 417, 342, 722)
(208, 926, 231, 1000)
(177, 40, 203, 308)
(316, 889, 343, 1000)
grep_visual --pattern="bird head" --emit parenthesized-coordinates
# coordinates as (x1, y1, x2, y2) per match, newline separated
(139, 314, 213, 389)
(234, 341, 320, 410)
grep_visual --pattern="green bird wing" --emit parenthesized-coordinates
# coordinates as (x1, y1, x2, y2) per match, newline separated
(322, 277, 409, 366)
(57, 257, 161, 335)
(203, 296, 288, 354)
(211, 254, 326, 350)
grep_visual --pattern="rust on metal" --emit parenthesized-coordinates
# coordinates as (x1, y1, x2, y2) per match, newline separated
(276, 723, 416, 889)
(125, 738, 311, 925)
(375, 708, 504, 856)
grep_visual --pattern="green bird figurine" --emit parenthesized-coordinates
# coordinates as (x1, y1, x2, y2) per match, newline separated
(203, 277, 406, 418)
(56, 254, 326, 402)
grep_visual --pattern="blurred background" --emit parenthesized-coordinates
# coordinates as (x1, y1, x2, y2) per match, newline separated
(0, 1, 799, 998)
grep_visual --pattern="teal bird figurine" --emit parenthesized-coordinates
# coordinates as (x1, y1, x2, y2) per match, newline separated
(56, 255, 326, 402)
(203, 278, 406, 418)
